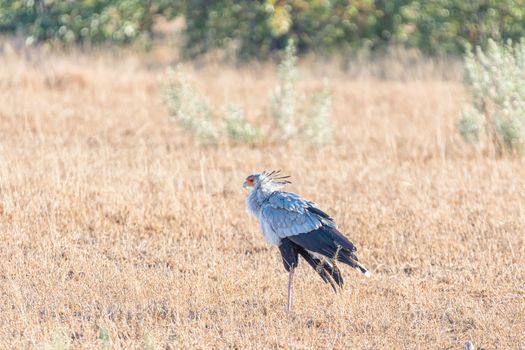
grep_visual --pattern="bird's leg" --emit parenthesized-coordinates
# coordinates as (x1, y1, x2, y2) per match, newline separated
(287, 267, 294, 314)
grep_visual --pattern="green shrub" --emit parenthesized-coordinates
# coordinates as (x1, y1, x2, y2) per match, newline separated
(458, 39, 525, 152)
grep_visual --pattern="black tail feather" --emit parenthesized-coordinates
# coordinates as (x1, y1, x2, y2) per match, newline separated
(279, 238, 363, 292)
(335, 250, 370, 277)
(324, 262, 344, 286)
(297, 248, 343, 291)
(299, 251, 338, 291)
(287, 225, 371, 277)
(279, 238, 344, 291)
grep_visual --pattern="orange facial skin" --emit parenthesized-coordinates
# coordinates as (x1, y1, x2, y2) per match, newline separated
(243, 175, 255, 188)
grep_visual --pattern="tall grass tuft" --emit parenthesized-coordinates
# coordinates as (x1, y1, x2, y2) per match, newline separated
(458, 39, 525, 153)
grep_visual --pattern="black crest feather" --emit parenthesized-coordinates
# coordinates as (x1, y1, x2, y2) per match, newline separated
(263, 170, 292, 185)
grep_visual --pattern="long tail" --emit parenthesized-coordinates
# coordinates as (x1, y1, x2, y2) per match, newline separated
(354, 260, 371, 277)
(297, 249, 344, 291)
(337, 249, 371, 277)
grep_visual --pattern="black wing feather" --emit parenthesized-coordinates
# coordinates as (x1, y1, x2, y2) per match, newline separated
(277, 201, 368, 281)
(306, 206, 334, 222)
(287, 225, 359, 266)
(278, 239, 299, 272)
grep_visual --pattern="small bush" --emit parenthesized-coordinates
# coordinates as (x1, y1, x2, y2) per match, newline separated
(497, 115, 525, 151)
(270, 40, 333, 144)
(303, 82, 333, 145)
(270, 40, 298, 138)
(165, 68, 260, 145)
(165, 67, 217, 144)
(458, 105, 484, 143)
(164, 41, 333, 146)
(223, 104, 261, 145)
(457, 39, 525, 152)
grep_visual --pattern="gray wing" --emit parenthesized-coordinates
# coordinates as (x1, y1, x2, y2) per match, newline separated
(260, 192, 335, 238)
(261, 192, 367, 275)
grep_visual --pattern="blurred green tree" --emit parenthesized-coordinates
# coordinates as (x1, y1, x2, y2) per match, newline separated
(0, 0, 180, 45)
(403, 0, 525, 54)
(181, 0, 525, 59)
(1, 0, 524, 58)
(182, 0, 403, 59)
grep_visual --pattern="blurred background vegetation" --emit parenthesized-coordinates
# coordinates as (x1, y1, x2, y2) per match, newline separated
(1, 0, 524, 59)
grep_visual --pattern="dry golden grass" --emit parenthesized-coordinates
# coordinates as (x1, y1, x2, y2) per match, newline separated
(0, 47, 523, 349)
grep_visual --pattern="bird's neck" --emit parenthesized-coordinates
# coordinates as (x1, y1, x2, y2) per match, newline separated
(247, 186, 275, 216)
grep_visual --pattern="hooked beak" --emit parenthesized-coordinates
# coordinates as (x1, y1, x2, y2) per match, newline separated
(243, 181, 249, 189)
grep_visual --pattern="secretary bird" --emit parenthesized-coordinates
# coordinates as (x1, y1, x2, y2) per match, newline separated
(243, 170, 370, 313)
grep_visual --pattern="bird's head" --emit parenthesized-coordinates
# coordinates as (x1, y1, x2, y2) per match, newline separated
(243, 170, 291, 191)
(243, 174, 259, 189)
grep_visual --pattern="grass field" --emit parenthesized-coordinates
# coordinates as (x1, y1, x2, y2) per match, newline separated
(0, 46, 523, 349)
